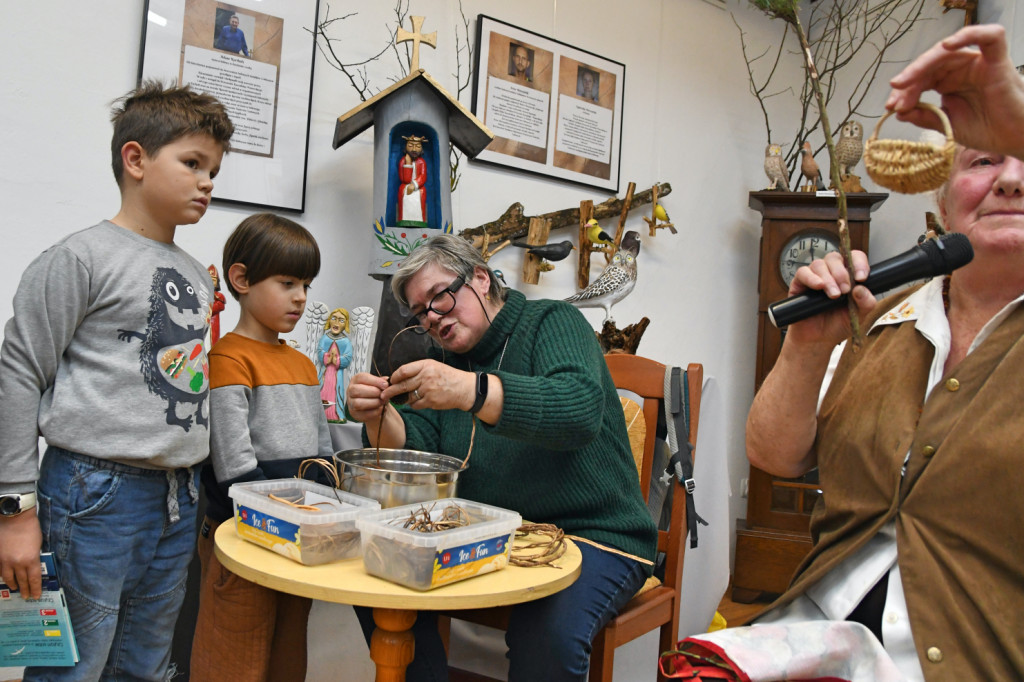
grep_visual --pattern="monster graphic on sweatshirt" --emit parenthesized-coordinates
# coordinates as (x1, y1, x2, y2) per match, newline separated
(118, 267, 211, 431)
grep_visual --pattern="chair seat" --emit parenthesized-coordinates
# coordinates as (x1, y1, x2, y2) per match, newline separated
(635, 574, 662, 597)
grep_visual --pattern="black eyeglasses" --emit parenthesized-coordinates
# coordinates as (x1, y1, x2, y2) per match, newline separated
(405, 277, 465, 334)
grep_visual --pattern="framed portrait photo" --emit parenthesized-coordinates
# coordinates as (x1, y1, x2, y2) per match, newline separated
(139, 0, 320, 212)
(471, 15, 625, 193)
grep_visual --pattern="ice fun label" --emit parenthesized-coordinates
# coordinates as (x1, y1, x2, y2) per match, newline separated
(236, 505, 301, 548)
(431, 533, 512, 587)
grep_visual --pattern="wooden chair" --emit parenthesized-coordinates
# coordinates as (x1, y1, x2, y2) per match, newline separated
(443, 354, 703, 682)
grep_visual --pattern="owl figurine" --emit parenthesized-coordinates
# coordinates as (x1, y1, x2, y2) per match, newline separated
(835, 120, 864, 178)
(764, 143, 790, 191)
(564, 231, 640, 323)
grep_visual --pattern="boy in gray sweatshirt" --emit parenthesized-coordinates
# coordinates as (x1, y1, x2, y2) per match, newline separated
(0, 80, 233, 680)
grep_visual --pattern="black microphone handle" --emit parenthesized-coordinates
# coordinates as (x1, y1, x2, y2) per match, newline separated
(768, 234, 972, 328)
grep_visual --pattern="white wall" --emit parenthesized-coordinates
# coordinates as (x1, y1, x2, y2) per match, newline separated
(0, 1, 985, 680)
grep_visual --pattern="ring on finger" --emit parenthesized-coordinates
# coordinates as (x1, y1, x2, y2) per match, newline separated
(413, 388, 422, 402)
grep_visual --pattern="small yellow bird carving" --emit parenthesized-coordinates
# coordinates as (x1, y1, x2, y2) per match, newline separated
(586, 219, 614, 246)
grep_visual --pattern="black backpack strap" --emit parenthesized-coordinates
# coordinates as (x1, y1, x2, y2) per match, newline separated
(665, 367, 707, 548)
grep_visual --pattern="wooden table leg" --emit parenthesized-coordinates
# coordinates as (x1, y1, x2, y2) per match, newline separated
(370, 607, 417, 682)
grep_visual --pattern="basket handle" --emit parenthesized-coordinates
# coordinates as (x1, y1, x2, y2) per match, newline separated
(868, 102, 954, 145)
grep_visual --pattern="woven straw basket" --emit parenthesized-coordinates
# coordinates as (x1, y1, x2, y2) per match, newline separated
(864, 102, 955, 194)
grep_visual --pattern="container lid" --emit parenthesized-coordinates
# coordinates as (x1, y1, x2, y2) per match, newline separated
(355, 498, 521, 549)
(230, 478, 380, 525)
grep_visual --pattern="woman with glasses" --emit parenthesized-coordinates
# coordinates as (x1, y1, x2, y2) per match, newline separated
(347, 234, 657, 682)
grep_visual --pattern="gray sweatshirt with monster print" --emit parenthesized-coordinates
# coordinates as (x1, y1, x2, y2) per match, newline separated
(0, 221, 214, 494)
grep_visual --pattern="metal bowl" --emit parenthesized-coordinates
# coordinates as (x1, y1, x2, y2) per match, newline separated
(334, 448, 465, 509)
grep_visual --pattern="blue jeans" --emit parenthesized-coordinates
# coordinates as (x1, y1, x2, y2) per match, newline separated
(355, 541, 648, 681)
(25, 446, 199, 682)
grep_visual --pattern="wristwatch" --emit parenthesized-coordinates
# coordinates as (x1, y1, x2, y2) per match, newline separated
(470, 372, 489, 414)
(0, 492, 37, 517)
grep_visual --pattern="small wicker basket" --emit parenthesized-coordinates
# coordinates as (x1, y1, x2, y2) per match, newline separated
(864, 102, 955, 194)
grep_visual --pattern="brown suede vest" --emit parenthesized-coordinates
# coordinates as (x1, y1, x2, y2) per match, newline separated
(775, 287, 1024, 680)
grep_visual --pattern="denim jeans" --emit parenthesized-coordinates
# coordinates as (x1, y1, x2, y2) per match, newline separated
(355, 540, 648, 682)
(25, 446, 199, 682)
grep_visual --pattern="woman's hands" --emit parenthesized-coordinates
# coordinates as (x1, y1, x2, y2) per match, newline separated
(384, 359, 476, 412)
(886, 24, 1024, 162)
(783, 249, 876, 350)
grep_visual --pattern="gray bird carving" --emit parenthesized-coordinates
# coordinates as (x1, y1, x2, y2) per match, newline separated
(764, 143, 790, 191)
(834, 120, 864, 178)
(564, 231, 640, 323)
(510, 239, 576, 262)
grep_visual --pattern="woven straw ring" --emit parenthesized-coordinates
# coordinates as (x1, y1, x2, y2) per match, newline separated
(864, 102, 956, 194)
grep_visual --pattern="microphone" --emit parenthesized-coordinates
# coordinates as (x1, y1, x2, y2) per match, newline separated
(768, 232, 974, 328)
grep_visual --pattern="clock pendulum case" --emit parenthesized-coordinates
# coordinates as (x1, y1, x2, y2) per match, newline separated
(732, 190, 886, 603)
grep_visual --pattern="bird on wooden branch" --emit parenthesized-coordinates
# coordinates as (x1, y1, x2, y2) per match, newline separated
(586, 219, 614, 246)
(565, 230, 640, 323)
(509, 239, 576, 262)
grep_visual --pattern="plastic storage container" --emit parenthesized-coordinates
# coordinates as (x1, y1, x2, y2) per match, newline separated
(229, 479, 380, 565)
(356, 498, 522, 590)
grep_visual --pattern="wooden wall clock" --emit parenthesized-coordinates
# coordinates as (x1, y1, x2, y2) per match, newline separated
(732, 190, 887, 602)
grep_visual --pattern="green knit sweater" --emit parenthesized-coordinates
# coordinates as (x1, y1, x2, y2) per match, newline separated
(387, 290, 657, 572)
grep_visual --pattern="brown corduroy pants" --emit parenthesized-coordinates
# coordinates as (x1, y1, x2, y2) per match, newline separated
(189, 518, 311, 682)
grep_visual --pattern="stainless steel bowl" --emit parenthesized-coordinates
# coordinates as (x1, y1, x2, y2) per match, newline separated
(334, 448, 465, 509)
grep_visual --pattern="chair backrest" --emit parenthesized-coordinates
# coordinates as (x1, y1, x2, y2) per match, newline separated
(604, 354, 702, 595)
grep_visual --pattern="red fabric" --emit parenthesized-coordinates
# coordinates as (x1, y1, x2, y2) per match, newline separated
(397, 154, 427, 221)
(659, 638, 851, 682)
(660, 639, 747, 680)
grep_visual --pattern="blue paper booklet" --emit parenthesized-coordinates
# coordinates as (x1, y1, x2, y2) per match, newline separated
(0, 553, 79, 667)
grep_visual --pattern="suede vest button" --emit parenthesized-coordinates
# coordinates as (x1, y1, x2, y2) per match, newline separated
(945, 378, 960, 391)
(922, 445, 935, 457)
(927, 647, 943, 663)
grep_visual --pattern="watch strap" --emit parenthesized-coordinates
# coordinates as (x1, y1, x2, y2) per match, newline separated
(0, 491, 36, 516)
(470, 372, 489, 414)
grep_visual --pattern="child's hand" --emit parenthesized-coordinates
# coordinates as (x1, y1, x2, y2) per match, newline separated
(0, 511, 44, 600)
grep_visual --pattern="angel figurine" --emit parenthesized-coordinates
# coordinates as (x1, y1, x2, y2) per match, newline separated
(314, 308, 352, 422)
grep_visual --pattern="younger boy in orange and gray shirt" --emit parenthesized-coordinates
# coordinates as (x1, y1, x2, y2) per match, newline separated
(190, 213, 334, 682)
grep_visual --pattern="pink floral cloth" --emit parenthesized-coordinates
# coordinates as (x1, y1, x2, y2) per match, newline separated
(660, 621, 906, 682)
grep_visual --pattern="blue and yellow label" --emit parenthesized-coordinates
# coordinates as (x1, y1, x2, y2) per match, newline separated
(431, 533, 512, 587)
(235, 505, 302, 558)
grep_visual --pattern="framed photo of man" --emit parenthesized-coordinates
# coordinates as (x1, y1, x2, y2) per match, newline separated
(138, 0, 320, 212)
(471, 15, 625, 192)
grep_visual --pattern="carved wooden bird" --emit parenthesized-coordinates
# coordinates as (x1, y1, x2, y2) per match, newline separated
(834, 120, 864, 178)
(509, 239, 575, 262)
(800, 142, 825, 190)
(586, 219, 614, 246)
(565, 231, 640, 322)
(764, 143, 790, 191)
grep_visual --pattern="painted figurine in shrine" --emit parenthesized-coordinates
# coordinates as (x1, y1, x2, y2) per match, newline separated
(317, 308, 353, 421)
(397, 134, 429, 225)
(207, 264, 226, 345)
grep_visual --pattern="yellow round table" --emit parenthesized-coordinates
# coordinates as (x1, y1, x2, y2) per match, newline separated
(215, 521, 581, 681)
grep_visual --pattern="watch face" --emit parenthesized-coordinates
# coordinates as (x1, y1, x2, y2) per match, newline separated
(779, 232, 841, 288)
(0, 496, 19, 516)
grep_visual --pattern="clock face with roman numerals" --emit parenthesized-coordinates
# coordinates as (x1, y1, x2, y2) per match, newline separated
(778, 231, 841, 288)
